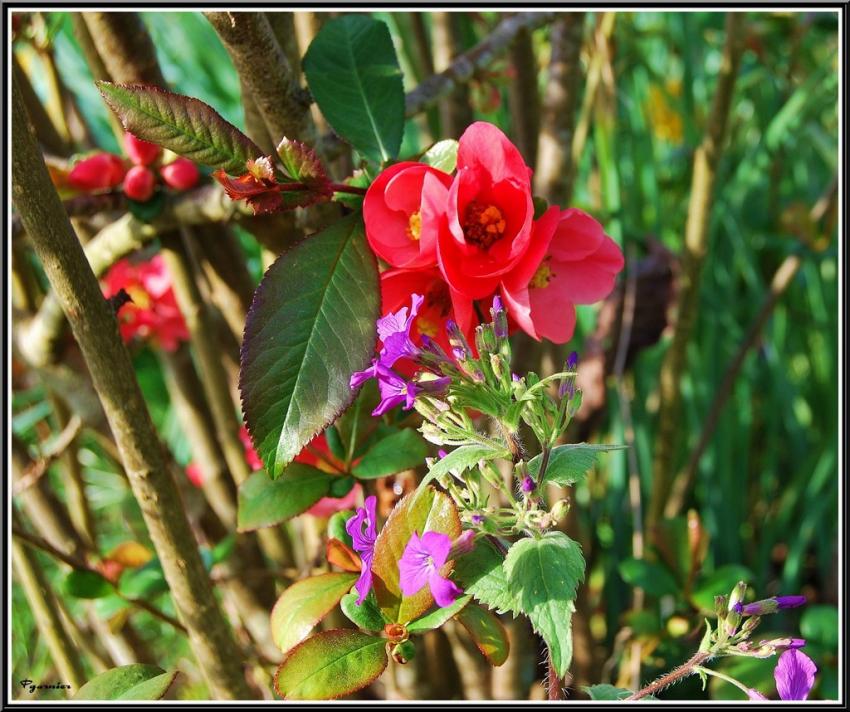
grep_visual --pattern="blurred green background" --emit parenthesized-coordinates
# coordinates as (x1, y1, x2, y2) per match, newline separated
(12, 10, 838, 700)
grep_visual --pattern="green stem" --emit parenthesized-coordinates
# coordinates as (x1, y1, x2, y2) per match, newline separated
(693, 665, 754, 698)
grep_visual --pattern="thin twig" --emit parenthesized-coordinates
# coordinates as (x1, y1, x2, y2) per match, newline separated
(13, 415, 83, 496)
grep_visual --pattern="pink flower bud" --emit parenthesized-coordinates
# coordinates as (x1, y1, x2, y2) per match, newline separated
(160, 158, 200, 191)
(68, 153, 126, 191)
(123, 165, 157, 202)
(123, 132, 161, 166)
(185, 462, 204, 488)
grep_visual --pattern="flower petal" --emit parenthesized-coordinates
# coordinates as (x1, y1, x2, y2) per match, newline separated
(775, 649, 817, 701)
(419, 531, 452, 569)
(398, 531, 433, 597)
(428, 572, 463, 608)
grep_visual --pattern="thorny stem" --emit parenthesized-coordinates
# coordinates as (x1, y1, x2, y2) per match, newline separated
(625, 650, 712, 700)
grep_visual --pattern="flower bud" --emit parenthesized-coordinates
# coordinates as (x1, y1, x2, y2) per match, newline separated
(550, 499, 569, 522)
(491, 294, 509, 340)
(123, 165, 157, 202)
(449, 530, 476, 559)
(68, 152, 126, 191)
(739, 615, 761, 636)
(160, 157, 200, 191)
(391, 639, 416, 664)
(520, 475, 535, 494)
(715, 595, 728, 621)
(490, 354, 505, 381)
(735, 595, 806, 616)
(123, 131, 161, 166)
(475, 323, 497, 355)
(728, 581, 748, 612)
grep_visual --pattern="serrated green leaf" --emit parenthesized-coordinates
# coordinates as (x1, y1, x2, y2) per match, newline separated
(504, 532, 585, 678)
(276, 137, 328, 186)
(619, 558, 680, 599)
(584, 684, 632, 701)
(419, 443, 508, 489)
(352, 428, 428, 479)
(302, 15, 404, 164)
(453, 539, 519, 615)
(371, 487, 461, 624)
(240, 213, 380, 478)
(274, 630, 387, 700)
(74, 665, 177, 700)
(456, 603, 510, 666)
(237, 465, 334, 531)
(421, 139, 458, 173)
(63, 569, 113, 599)
(97, 82, 261, 174)
(340, 591, 386, 632)
(270, 573, 358, 654)
(407, 594, 471, 633)
(526, 443, 627, 485)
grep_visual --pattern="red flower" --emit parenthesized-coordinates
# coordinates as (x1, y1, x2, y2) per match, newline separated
(294, 433, 364, 518)
(436, 122, 536, 299)
(123, 132, 161, 166)
(502, 208, 624, 343)
(381, 267, 477, 361)
(238, 426, 264, 471)
(68, 153, 127, 192)
(102, 255, 189, 351)
(363, 161, 452, 269)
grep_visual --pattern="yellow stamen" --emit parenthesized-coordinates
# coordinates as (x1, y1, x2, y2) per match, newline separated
(463, 202, 507, 249)
(417, 316, 438, 338)
(529, 262, 553, 290)
(406, 211, 422, 241)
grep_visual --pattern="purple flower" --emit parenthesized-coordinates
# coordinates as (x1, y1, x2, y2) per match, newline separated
(373, 363, 420, 416)
(345, 496, 378, 604)
(734, 595, 807, 616)
(748, 649, 817, 701)
(559, 352, 579, 399)
(350, 359, 379, 390)
(398, 531, 463, 608)
(377, 294, 423, 367)
(521, 475, 535, 493)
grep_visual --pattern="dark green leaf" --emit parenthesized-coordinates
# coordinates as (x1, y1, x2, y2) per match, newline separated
(454, 539, 519, 616)
(270, 573, 358, 653)
(527, 443, 627, 485)
(456, 603, 510, 666)
(619, 558, 680, 599)
(126, 191, 165, 223)
(118, 559, 168, 598)
(303, 15, 404, 163)
(96, 82, 261, 174)
(329, 475, 355, 498)
(237, 465, 334, 531)
(504, 532, 585, 678)
(352, 428, 428, 479)
(240, 213, 380, 478)
(274, 630, 388, 700)
(74, 665, 177, 700)
(63, 570, 113, 599)
(340, 591, 386, 632)
(407, 594, 471, 633)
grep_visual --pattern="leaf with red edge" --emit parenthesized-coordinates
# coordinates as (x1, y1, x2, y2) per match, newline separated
(277, 137, 330, 189)
(96, 82, 261, 174)
(456, 603, 510, 666)
(270, 572, 358, 654)
(240, 212, 379, 478)
(274, 629, 387, 700)
(327, 538, 361, 573)
(371, 487, 461, 624)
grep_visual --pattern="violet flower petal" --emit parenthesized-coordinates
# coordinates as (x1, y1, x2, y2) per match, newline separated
(775, 649, 817, 701)
(428, 572, 463, 607)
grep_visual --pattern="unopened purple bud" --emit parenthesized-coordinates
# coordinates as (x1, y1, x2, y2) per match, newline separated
(776, 595, 807, 610)
(512, 373, 521, 382)
(521, 476, 535, 493)
(492, 295, 503, 313)
(438, 449, 448, 459)
(735, 594, 807, 617)
(452, 347, 466, 361)
(449, 530, 476, 558)
(471, 514, 483, 525)
(567, 351, 578, 370)
(490, 295, 509, 339)
(417, 375, 451, 393)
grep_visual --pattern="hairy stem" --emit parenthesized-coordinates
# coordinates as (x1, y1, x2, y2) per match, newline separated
(626, 650, 711, 700)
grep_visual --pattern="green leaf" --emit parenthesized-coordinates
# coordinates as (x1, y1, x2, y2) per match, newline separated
(504, 532, 585, 678)
(690, 564, 753, 613)
(240, 213, 380, 478)
(328, 510, 355, 548)
(276, 137, 328, 186)
(118, 559, 168, 598)
(126, 191, 165, 223)
(329, 475, 356, 498)
(453, 539, 520, 616)
(619, 558, 680, 599)
(352, 428, 428, 479)
(456, 603, 510, 666)
(237, 465, 334, 531)
(96, 82, 261, 174)
(527, 443, 627, 486)
(420, 139, 458, 173)
(584, 684, 633, 701)
(371, 487, 461, 624)
(407, 594, 471, 633)
(274, 630, 388, 700)
(340, 591, 386, 632)
(63, 570, 113, 599)
(302, 15, 404, 164)
(270, 573, 358, 654)
(73, 665, 177, 700)
(419, 443, 508, 489)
